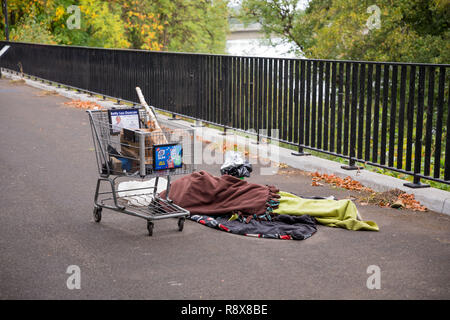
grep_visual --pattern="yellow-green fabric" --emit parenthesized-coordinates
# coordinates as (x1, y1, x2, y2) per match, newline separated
(274, 191, 379, 231)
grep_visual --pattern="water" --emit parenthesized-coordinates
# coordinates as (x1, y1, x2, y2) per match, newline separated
(226, 37, 301, 59)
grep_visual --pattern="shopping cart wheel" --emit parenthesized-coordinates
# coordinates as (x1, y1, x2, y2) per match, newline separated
(93, 206, 102, 223)
(178, 218, 185, 231)
(147, 221, 154, 236)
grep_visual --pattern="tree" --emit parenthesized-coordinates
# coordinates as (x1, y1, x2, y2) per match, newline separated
(51, 0, 130, 48)
(2, 0, 130, 48)
(239, 0, 306, 56)
(1, 0, 230, 54)
(112, 0, 164, 51)
(8, 5, 56, 44)
(153, 0, 230, 54)
(240, 0, 450, 64)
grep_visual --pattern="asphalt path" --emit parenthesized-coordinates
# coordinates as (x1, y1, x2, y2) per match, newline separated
(1, 79, 449, 300)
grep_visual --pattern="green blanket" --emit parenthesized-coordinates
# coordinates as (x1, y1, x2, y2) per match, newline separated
(274, 191, 379, 231)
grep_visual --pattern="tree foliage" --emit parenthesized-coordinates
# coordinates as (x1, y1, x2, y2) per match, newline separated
(0, 0, 230, 53)
(240, 0, 449, 63)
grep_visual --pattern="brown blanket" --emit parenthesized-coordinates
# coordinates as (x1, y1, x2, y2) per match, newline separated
(159, 170, 280, 216)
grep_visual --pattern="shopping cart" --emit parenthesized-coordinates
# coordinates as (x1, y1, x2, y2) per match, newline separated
(87, 106, 195, 236)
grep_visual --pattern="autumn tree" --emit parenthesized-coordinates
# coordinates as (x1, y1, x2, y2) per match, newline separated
(1, 0, 230, 53)
(114, 0, 230, 53)
(112, 0, 164, 51)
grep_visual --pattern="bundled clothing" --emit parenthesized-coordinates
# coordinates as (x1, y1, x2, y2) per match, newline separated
(160, 170, 280, 219)
(159, 171, 379, 240)
(274, 191, 379, 231)
(190, 214, 317, 240)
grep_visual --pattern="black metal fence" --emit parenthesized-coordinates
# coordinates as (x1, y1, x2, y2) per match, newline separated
(1, 41, 449, 187)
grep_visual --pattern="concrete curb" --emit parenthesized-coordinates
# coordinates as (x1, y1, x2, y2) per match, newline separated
(3, 69, 450, 215)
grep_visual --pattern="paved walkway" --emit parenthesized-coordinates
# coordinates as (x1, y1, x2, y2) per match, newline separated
(0, 78, 449, 299)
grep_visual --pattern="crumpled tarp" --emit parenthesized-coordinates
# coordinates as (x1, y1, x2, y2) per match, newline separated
(274, 191, 379, 231)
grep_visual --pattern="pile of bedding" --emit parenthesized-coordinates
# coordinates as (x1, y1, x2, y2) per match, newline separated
(160, 171, 379, 240)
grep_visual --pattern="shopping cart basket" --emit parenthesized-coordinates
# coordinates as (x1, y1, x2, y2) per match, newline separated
(87, 106, 195, 236)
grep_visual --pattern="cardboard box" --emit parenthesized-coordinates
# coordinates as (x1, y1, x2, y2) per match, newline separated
(120, 128, 166, 166)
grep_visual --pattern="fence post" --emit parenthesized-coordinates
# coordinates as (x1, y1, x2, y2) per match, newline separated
(291, 145, 310, 156)
(341, 156, 362, 170)
(191, 119, 204, 127)
(168, 113, 180, 120)
(251, 130, 260, 144)
(404, 174, 429, 189)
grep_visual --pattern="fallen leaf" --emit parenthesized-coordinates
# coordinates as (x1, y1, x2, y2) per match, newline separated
(63, 99, 103, 110)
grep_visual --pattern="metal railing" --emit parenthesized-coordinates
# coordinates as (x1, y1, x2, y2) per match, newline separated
(1, 41, 449, 187)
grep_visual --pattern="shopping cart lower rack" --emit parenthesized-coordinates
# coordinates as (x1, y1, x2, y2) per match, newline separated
(87, 107, 195, 236)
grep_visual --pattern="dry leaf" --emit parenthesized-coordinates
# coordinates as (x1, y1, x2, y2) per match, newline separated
(63, 99, 103, 110)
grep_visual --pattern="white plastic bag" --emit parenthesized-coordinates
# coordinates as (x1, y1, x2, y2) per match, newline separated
(117, 178, 167, 206)
(220, 151, 244, 171)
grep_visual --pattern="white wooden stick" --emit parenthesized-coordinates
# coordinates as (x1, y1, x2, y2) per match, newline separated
(135, 87, 168, 143)
(136, 87, 157, 123)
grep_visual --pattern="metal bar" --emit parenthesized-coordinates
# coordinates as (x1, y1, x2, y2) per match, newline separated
(212, 56, 217, 124)
(311, 61, 317, 148)
(343, 62, 351, 155)
(239, 57, 245, 130)
(317, 61, 323, 149)
(288, 59, 295, 142)
(323, 62, 330, 151)
(405, 65, 416, 171)
(250, 58, 255, 130)
(357, 63, 366, 160)
(223, 56, 230, 128)
(272, 59, 278, 135)
(330, 62, 337, 153)
(388, 65, 398, 167)
(243, 57, 248, 130)
(258, 58, 264, 141)
(282, 59, 289, 141)
(267, 59, 273, 136)
(262, 58, 268, 137)
(423, 66, 435, 176)
(372, 64, 382, 163)
(365, 64, 373, 161)
(292, 59, 308, 156)
(380, 64, 390, 165)
(336, 62, 344, 155)
(278, 59, 284, 138)
(405, 66, 429, 188)
(252, 58, 258, 135)
(342, 62, 359, 170)
(305, 60, 311, 146)
(396, 65, 407, 169)
(434, 67, 446, 179)
(236, 57, 242, 130)
(293, 60, 300, 144)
